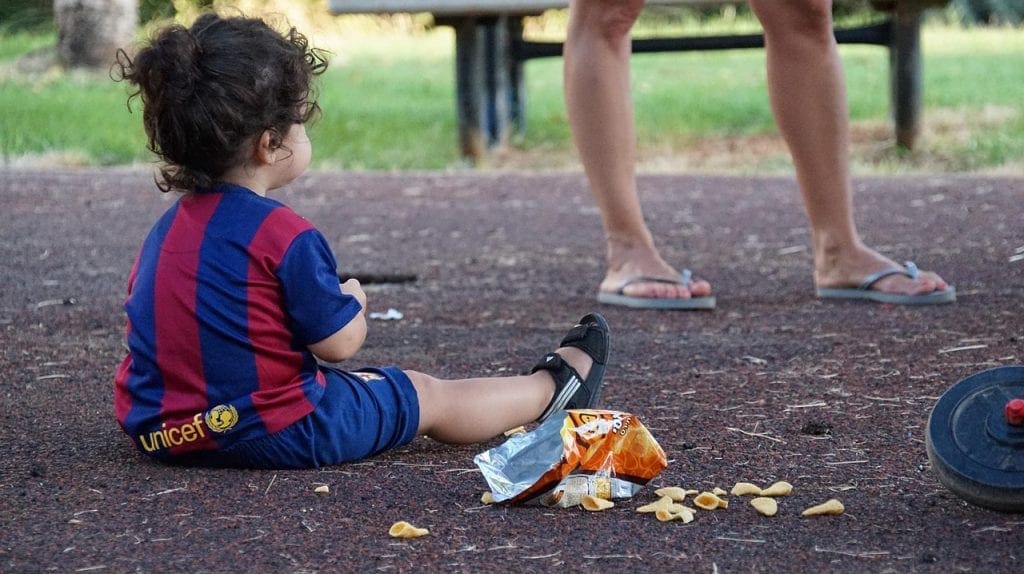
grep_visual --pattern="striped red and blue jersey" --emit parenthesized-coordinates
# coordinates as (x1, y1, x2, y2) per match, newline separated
(114, 184, 362, 458)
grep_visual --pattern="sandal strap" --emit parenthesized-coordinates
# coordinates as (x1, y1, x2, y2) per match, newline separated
(531, 352, 584, 422)
(559, 320, 608, 365)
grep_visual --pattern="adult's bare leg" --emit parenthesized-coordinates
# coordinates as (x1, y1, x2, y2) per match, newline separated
(748, 0, 949, 296)
(565, 0, 711, 301)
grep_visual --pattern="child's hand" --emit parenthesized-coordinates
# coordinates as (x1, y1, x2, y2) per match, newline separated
(341, 278, 367, 310)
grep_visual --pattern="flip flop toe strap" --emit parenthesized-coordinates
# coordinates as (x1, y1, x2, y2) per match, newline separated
(615, 269, 696, 294)
(858, 261, 920, 290)
(680, 269, 693, 286)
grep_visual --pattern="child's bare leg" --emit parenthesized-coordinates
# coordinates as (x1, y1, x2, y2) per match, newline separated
(407, 347, 593, 444)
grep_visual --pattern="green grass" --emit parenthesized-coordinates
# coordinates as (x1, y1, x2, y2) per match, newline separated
(2, 73, 145, 166)
(0, 28, 54, 60)
(1, 22, 1022, 173)
(310, 31, 459, 170)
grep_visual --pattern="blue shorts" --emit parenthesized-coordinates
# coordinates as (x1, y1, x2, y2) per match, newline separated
(173, 366, 420, 469)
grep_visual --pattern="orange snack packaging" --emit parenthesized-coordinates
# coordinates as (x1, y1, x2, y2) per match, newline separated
(474, 410, 668, 507)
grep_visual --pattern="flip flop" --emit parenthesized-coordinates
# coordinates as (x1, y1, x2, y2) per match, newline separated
(816, 261, 956, 305)
(597, 270, 716, 310)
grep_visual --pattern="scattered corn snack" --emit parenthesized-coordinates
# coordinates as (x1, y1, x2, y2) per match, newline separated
(693, 492, 726, 510)
(667, 503, 690, 514)
(655, 507, 695, 523)
(731, 482, 762, 496)
(712, 487, 728, 497)
(582, 495, 615, 511)
(503, 426, 526, 436)
(388, 521, 429, 538)
(480, 491, 494, 505)
(760, 481, 793, 497)
(750, 497, 778, 517)
(801, 499, 844, 517)
(313, 485, 330, 494)
(636, 495, 676, 514)
(654, 486, 690, 502)
(654, 508, 675, 522)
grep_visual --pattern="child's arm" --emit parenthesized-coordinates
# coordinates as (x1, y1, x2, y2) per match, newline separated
(308, 278, 367, 362)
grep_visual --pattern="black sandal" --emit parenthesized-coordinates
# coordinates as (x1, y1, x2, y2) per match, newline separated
(532, 313, 611, 422)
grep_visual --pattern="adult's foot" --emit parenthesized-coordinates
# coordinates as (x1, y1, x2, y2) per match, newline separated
(814, 243, 951, 297)
(597, 237, 713, 301)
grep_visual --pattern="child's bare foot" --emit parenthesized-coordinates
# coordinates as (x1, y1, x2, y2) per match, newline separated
(532, 313, 611, 422)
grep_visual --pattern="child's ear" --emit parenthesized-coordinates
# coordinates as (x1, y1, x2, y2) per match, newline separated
(253, 129, 278, 165)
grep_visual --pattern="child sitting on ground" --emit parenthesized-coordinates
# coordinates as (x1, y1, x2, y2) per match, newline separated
(113, 13, 610, 469)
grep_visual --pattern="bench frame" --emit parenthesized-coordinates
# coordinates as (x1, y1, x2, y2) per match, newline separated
(329, 1, 950, 162)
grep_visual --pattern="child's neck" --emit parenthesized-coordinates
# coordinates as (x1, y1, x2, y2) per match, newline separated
(218, 166, 270, 197)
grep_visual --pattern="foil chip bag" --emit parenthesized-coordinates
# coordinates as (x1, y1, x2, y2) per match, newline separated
(474, 410, 668, 507)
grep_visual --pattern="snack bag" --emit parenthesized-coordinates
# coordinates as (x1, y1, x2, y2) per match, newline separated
(474, 410, 668, 507)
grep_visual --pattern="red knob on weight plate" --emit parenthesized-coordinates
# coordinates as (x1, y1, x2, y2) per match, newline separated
(1007, 399, 1024, 426)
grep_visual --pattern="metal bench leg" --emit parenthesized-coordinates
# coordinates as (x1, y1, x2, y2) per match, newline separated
(453, 17, 488, 161)
(890, 5, 923, 149)
(485, 16, 513, 150)
(507, 17, 526, 141)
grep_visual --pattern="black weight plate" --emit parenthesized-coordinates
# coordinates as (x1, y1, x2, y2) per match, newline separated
(926, 365, 1024, 512)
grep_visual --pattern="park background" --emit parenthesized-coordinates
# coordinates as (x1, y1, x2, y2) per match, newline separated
(3, 3, 1024, 572)
(0, 0, 1022, 175)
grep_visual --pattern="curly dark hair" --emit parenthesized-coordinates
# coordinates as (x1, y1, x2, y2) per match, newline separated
(115, 13, 328, 193)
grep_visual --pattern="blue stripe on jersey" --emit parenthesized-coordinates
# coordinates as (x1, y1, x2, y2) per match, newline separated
(195, 188, 274, 408)
(121, 201, 180, 451)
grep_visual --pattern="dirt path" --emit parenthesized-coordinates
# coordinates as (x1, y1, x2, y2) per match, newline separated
(2, 168, 1022, 573)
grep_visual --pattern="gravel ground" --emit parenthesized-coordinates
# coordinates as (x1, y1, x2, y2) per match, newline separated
(1, 167, 1022, 573)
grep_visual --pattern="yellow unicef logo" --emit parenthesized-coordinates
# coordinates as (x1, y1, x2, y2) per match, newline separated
(204, 404, 239, 433)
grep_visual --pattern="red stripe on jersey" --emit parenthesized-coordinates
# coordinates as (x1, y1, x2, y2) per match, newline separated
(113, 324, 134, 424)
(245, 207, 320, 434)
(114, 253, 142, 425)
(154, 193, 221, 453)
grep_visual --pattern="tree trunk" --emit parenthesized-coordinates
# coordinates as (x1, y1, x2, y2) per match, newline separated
(54, 0, 138, 69)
